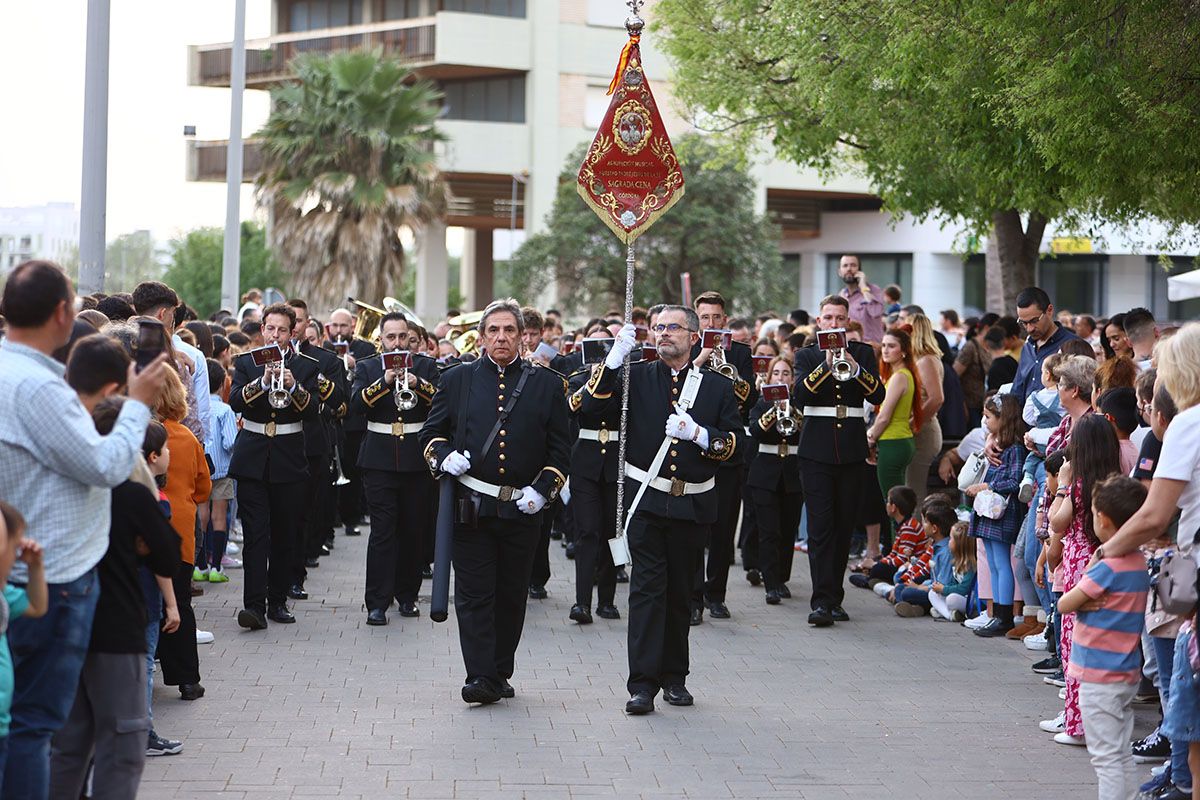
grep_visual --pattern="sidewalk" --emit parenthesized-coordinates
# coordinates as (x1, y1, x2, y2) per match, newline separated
(141, 532, 1134, 799)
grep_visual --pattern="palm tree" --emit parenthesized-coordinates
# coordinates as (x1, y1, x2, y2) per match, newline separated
(256, 49, 446, 311)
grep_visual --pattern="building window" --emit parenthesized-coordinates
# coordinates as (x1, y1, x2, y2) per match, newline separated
(825, 253, 912, 304)
(441, 0, 526, 18)
(382, 0, 424, 18)
(1148, 256, 1200, 323)
(287, 0, 363, 32)
(963, 254, 987, 316)
(441, 76, 525, 123)
(1037, 255, 1105, 317)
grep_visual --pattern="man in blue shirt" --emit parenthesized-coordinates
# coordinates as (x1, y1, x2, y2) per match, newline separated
(1010, 287, 1080, 404)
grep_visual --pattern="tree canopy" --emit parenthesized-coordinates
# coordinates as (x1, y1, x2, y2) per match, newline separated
(163, 222, 285, 318)
(508, 135, 786, 318)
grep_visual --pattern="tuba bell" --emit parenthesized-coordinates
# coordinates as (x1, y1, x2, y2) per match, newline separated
(347, 298, 386, 346)
(709, 345, 740, 381)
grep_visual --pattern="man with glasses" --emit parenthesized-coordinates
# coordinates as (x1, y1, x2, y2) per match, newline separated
(1010, 287, 1080, 404)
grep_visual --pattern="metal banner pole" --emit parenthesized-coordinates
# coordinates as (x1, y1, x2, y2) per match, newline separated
(613, 242, 636, 559)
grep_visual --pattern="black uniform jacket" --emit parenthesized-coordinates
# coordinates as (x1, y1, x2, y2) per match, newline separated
(419, 356, 570, 519)
(298, 340, 346, 458)
(791, 340, 886, 465)
(351, 351, 440, 473)
(325, 338, 377, 434)
(229, 348, 321, 482)
(567, 364, 622, 484)
(746, 396, 803, 493)
(580, 359, 742, 525)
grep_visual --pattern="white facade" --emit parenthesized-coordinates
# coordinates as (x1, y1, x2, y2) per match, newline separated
(0, 202, 79, 276)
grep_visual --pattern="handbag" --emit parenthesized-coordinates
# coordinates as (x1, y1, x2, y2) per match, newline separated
(972, 488, 1008, 520)
(1154, 548, 1199, 617)
(957, 451, 987, 492)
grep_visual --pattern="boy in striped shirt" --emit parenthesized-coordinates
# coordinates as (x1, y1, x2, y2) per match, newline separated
(1058, 475, 1149, 800)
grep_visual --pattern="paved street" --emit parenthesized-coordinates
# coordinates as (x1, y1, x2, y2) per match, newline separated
(141, 528, 1143, 799)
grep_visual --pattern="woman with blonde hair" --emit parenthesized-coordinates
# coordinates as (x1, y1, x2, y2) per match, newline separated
(903, 313, 945, 501)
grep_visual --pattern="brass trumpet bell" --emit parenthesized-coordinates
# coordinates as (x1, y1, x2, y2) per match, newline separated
(348, 297, 386, 345)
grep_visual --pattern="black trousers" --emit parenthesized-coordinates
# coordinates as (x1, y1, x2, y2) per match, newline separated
(363, 468, 430, 610)
(156, 560, 199, 686)
(571, 474, 618, 608)
(752, 486, 803, 591)
(738, 481, 759, 571)
(337, 430, 365, 527)
(627, 511, 704, 696)
(452, 513, 540, 683)
(238, 477, 307, 614)
(693, 465, 743, 605)
(555, 495, 575, 544)
(530, 504, 553, 589)
(293, 453, 329, 587)
(799, 458, 866, 609)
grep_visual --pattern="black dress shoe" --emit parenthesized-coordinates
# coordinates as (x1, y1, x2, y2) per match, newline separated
(663, 685, 694, 706)
(398, 601, 419, 618)
(366, 608, 388, 626)
(287, 584, 308, 600)
(528, 585, 548, 600)
(319, 544, 332, 557)
(237, 608, 268, 631)
(830, 605, 850, 622)
(746, 569, 762, 587)
(808, 606, 835, 627)
(179, 683, 205, 701)
(765, 589, 782, 605)
(549, 529, 563, 541)
(848, 573, 871, 589)
(565, 542, 577, 559)
(596, 604, 620, 620)
(689, 607, 703, 626)
(499, 679, 515, 699)
(615, 567, 629, 583)
(267, 605, 296, 624)
(707, 601, 731, 619)
(778, 584, 791, 599)
(625, 691, 655, 715)
(344, 525, 361, 537)
(569, 604, 593, 624)
(324, 536, 335, 551)
(422, 565, 433, 580)
(462, 678, 501, 705)
(304, 557, 320, 568)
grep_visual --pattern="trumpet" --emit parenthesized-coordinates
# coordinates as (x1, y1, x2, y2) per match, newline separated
(776, 397, 798, 437)
(831, 346, 855, 382)
(267, 358, 290, 409)
(395, 366, 418, 411)
(709, 342, 739, 381)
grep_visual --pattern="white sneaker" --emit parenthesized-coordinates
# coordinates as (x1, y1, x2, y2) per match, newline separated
(1039, 712, 1066, 733)
(872, 582, 894, 598)
(1053, 732, 1086, 747)
(929, 606, 945, 620)
(225, 541, 240, 555)
(1024, 630, 1048, 650)
(965, 612, 992, 630)
(1018, 477, 1035, 504)
(196, 629, 215, 645)
(1058, 687, 1067, 700)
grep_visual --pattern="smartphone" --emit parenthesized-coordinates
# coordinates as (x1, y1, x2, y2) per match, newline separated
(752, 355, 772, 375)
(701, 329, 732, 350)
(580, 337, 615, 365)
(250, 344, 284, 367)
(381, 350, 414, 371)
(134, 320, 167, 371)
(761, 383, 790, 403)
(332, 341, 350, 357)
(816, 328, 848, 351)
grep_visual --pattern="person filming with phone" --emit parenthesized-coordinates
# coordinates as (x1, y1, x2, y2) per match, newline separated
(838, 255, 886, 345)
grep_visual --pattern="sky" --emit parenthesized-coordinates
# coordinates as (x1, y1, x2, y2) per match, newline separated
(0, 1, 274, 243)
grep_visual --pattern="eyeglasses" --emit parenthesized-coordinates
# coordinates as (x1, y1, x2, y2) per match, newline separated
(1017, 310, 1046, 329)
(652, 323, 694, 334)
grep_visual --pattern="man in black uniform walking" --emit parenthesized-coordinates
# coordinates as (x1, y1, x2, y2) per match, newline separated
(230, 303, 321, 629)
(326, 307, 378, 537)
(581, 307, 742, 715)
(792, 294, 885, 627)
(419, 298, 570, 705)
(352, 311, 440, 625)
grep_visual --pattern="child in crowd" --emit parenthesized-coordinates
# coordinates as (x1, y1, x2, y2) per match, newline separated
(1019, 353, 1066, 503)
(930, 522, 977, 621)
(200, 359, 238, 583)
(965, 392, 1026, 636)
(48, 398, 181, 798)
(0, 502, 47, 775)
(891, 503, 962, 618)
(1096, 387, 1140, 475)
(1057, 475, 1149, 800)
(849, 486, 924, 591)
(1031, 450, 1069, 672)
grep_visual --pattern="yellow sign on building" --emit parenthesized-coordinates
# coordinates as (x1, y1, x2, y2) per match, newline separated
(1050, 237, 1093, 254)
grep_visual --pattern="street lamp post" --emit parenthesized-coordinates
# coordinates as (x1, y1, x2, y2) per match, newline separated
(78, 0, 111, 294)
(221, 0, 248, 313)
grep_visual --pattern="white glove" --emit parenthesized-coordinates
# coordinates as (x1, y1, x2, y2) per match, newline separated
(559, 480, 571, 506)
(604, 323, 639, 369)
(666, 411, 701, 443)
(516, 486, 546, 515)
(440, 450, 471, 476)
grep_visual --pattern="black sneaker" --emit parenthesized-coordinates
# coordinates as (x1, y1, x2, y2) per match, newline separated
(1031, 656, 1061, 675)
(147, 730, 183, 757)
(1132, 729, 1172, 762)
(1043, 671, 1067, 687)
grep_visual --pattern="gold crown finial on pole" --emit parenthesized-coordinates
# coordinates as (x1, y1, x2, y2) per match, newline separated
(625, 0, 644, 36)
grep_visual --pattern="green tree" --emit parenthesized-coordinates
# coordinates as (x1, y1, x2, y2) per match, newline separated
(163, 222, 286, 317)
(104, 231, 162, 292)
(255, 49, 447, 311)
(509, 136, 785, 318)
(655, 0, 1200, 310)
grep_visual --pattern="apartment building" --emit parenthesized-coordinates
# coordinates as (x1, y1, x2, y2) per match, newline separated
(0, 202, 79, 276)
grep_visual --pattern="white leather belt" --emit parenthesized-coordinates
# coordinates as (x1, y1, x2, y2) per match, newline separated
(757, 442, 796, 457)
(241, 420, 302, 438)
(624, 463, 715, 497)
(457, 475, 524, 502)
(367, 421, 423, 436)
(578, 428, 619, 444)
(803, 405, 866, 419)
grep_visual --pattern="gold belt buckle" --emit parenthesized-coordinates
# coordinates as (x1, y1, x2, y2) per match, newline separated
(669, 478, 686, 497)
(779, 441, 789, 457)
(264, 421, 277, 438)
(392, 421, 404, 437)
(835, 405, 847, 420)
(598, 428, 610, 445)
(498, 485, 517, 502)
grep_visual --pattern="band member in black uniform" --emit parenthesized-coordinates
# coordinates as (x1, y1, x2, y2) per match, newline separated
(352, 312, 440, 625)
(325, 307, 378, 537)
(419, 298, 570, 705)
(287, 299, 345, 599)
(581, 308, 742, 715)
(230, 303, 321, 629)
(747, 356, 804, 605)
(689, 291, 754, 623)
(565, 353, 621, 625)
(792, 294, 885, 627)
